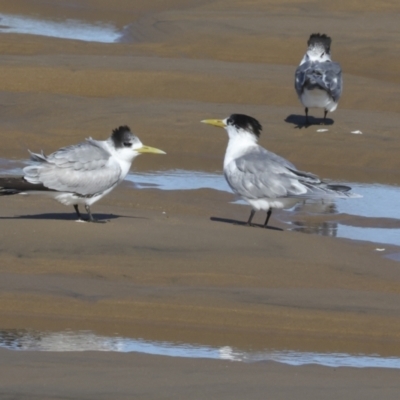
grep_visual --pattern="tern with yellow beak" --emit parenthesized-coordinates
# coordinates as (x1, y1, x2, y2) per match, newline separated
(202, 114, 358, 228)
(0, 125, 165, 222)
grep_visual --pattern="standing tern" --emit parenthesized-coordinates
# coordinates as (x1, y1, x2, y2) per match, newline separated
(0, 125, 165, 222)
(202, 114, 359, 228)
(295, 33, 342, 125)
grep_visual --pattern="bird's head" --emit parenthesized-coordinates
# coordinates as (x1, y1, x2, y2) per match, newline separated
(201, 114, 262, 142)
(110, 126, 166, 162)
(306, 33, 332, 61)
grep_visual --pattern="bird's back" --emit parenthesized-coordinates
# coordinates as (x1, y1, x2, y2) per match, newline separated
(295, 60, 342, 102)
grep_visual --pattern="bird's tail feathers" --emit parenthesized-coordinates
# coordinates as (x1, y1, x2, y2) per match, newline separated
(0, 177, 23, 196)
(0, 176, 50, 195)
(0, 187, 20, 196)
(28, 150, 48, 163)
(326, 184, 351, 192)
(299, 181, 361, 199)
(326, 184, 361, 198)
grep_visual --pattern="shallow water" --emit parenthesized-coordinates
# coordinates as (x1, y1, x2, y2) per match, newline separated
(1, 160, 400, 248)
(127, 170, 400, 247)
(127, 169, 231, 192)
(127, 170, 399, 217)
(1, 329, 399, 369)
(0, 13, 121, 43)
(0, 158, 27, 175)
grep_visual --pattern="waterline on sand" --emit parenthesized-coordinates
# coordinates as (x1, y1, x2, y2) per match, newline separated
(1, 329, 400, 369)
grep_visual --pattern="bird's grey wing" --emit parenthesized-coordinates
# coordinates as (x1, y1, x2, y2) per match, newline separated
(226, 151, 353, 200)
(225, 153, 313, 200)
(245, 146, 296, 170)
(295, 62, 310, 97)
(318, 61, 342, 101)
(23, 140, 122, 196)
(286, 167, 354, 198)
(295, 61, 342, 101)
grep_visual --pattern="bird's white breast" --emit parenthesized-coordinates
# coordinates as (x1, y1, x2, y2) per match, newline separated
(301, 88, 338, 111)
(115, 159, 132, 182)
(223, 135, 258, 169)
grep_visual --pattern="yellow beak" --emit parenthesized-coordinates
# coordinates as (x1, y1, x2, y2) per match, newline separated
(201, 119, 226, 129)
(137, 145, 166, 155)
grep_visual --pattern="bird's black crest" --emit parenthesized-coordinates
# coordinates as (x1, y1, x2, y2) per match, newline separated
(226, 114, 262, 137)
(111, 125, 132, 147)
(307, 33, 331, 53)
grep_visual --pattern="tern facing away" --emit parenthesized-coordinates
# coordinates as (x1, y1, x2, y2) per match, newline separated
(0, 126, 165, 222)
(295, 33, 342, 125)
(202, 114, 359, 228)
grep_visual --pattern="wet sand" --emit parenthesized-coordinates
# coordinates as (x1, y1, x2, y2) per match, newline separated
(1, 0, 400, 398)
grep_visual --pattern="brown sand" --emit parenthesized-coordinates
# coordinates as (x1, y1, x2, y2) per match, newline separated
(1, 0, 400, 398)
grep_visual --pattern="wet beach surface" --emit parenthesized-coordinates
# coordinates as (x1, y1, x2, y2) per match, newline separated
(0, 0, 400, 398)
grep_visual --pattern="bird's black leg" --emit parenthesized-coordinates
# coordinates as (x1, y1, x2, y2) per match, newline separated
(85, 204, 106, 223)
(263, 209, 272, 228)
(246, 209, 256, 226)
(74, 205, 83, 220)
(305, 107, 310, 126)
(323, 110, 328, 124)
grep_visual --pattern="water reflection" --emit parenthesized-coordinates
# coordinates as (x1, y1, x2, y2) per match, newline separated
(293, 201, 338, 215)
(1, 159, 400, 247)
(291, 220, 338, 237)
(290, 202, 338, 236)
(0, 13, 121, 43)
(127, 171, 400, 246)
(1, 329, 400, 369)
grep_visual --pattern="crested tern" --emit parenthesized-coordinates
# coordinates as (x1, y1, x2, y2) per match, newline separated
(0, 125, 165, 222)
(295, 33, 342, 125)
(202, 114, 358, 228)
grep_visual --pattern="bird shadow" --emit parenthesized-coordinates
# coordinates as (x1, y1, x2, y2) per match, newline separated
(285, 114, 334, 129)
(210, 216, 283, 231)
(0, 213, 145, 222)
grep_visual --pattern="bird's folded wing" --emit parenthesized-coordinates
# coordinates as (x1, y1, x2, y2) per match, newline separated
(287, 168, 355, 198)
(295, 62, 314, 95)
(295, 61, 342, 101)
(226, 153, 314, 199)
(23, 140, 122, 196)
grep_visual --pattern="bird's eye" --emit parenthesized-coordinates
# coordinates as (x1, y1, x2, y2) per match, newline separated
(123, 142, 132, 147)
(227, 118, 233, 125)
(320, 52, 325, 57)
